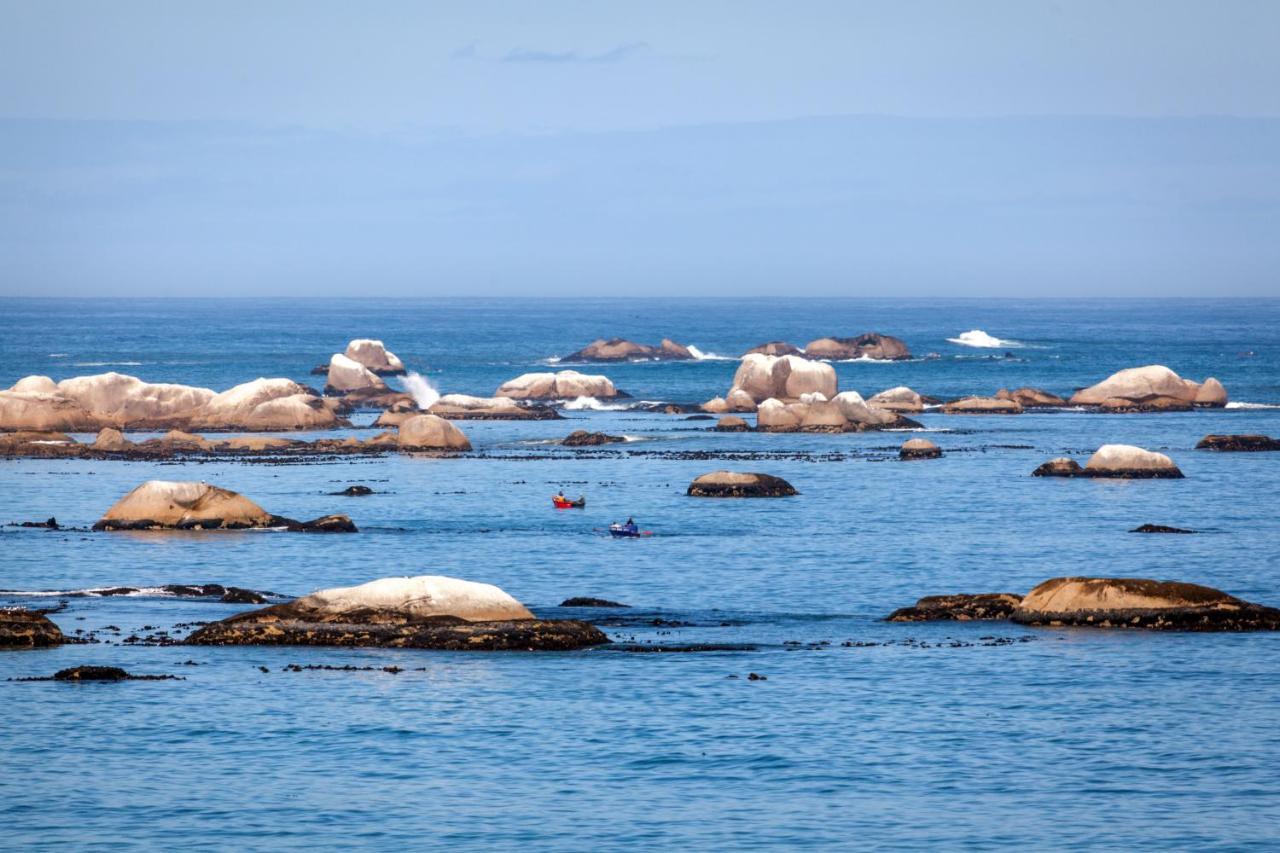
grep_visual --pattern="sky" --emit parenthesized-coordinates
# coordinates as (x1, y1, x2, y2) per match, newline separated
(1, 0, 1278, 296)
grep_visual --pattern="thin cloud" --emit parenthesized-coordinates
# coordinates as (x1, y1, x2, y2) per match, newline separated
(501, 42, 650, 64)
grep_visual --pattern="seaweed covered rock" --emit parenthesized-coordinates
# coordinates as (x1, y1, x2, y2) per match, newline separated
(1196, 434, 1280, 452)
(559, 597, 629, 608)
(1032, 457, 1085, 477)
(687, 471, 797, 498)
(1012, 577, 1280, 631)
(885, 593, 1023, 622)
(186, 575, 608, 651)
(1130, 524, 1196, 534)
(900, 438, 942, 460)
(0, 608, 64, 648)
(562, 430, 626, 447)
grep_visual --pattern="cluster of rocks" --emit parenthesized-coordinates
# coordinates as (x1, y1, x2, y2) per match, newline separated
(563, 338, 693, 362)
(887, 577, 1280, 631)
(1196, 434, 1280, 452)
(495, 370, 619, 400)
(91, 480, 359, 533)
(1033, 444, 1184, 479)
(1069, 365, 1227, 410)
(318, 339, 407, 395)
(744, 333, 912, 361)
(422, 395, 561, 421)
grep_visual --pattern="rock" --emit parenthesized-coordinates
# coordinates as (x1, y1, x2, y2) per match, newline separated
(331, 388, 418, 412)
(1068, 365, 1227, 409)
(397, 414, 472, 451)
(715, 416, 751, 432)
(56, 666, 131, 681)
(943, 396, 1024, 414)
(220, 588, 269, 604)
(428, 394, 560, 420)
(0, 431, 82, 458)
(1196, 434, 1280, 452)
(1032, 457, 1085, 477)
(325, 353, 386, 395)
(562, 430, 626, 447)
(744, 341, 802, 357)
(725, 388, 757, 411)
(1011, 577, 1280, 631)
(802, 333, 912, 361)
(563, 338, 694, 362)
(687, 471, 798, 498)
(11, 517, 58, 529)
(700, 397, 730, 414)
(496, 370, 618, 400)
(728, 354, 837, 403)
(0, 608, 64, 648)
(755, 393, 911, 433)
(885, 593, 1023, 622)
(559, 597, 629, 608)
(868, 386, 924, 413)
(90, 427, 133, 452)
(1084, 444, 1183, 478)
(334, 485, 374, 496)
(1130, 524, 1196, 534)
(282, 514, 358, 534)
(996, 387, 1068, 407)
(186, 575, 608, 651)
(900, 438, 942, 459)
(1099, 395, 1191, 412)
(343, 339, 405, 375)
(94, 481, 276, 531)
(374, 410, 415, 428)
(196, 378, 342, 430)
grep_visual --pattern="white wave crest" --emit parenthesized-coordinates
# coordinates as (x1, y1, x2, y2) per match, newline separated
(686, 345, 734, 361)
(48, 353, 68, 358)
(947, 330, 1022, 348)
(72, 360, 145, 367)
(563, 396, 629, 411)
(401, 371, 440, 409)
(1226, 401, 1280, 410)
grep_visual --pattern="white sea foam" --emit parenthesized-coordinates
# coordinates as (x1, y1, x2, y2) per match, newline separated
(947, 330, 1022, 348)
(686, 345, 734, 361)
(48, 353, 68, 358)
(401, 371, 440, 409)
(72, 361, 145, 367)
(563, 396, 629, 411)
(1226, 401, 1280, 410)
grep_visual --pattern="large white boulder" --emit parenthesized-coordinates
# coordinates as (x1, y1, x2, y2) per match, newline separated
(94, 480, 274, 529)
(495, 370, 617, 400)
(728, 354, 836, 403)
(344, 339, 405, 374)
(326, 353, 386, 394)
(868, 386, 924, 413)
(1084, 444, 1183, 477)
(11, 375, 58, 394)
(290, 575, 534, 622)
(832, 391, 898, 427)
(397, 414, 472, 450)
(57, 372, 214, 421)
(1069, 365, 1223, 407)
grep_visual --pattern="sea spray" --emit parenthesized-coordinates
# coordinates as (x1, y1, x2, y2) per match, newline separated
(947, 330, 1022, 348)
(402, 372, 441, 409)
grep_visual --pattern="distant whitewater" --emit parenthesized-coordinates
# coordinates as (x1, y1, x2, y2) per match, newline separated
(1226, 402, 1280, 410)
(563, 396, 629, 411)
(686, 345, 734, 361)
(401, 372, 441, 409)
(947, 330, 1022, 348)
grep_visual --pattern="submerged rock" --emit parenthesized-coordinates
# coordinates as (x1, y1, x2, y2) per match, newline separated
(186, 575, 608, 651)
(802, 333, 912, 361)
(687, 471, 798, 498)
(563, 338, 693, 362)
(1196, 434, 1280, 452)
(1032, 457, 1085, 477)
(943, 396, 1024, 414)
(0, 608, 64, 648)
(885, 593, 1023, 622)
(996, 387, 1069, 407)
(280, 514, 358, 534)
(1012, 577, 1280, 631)
(496, 370, 618, 400)
(900, 438, 942, 460)
(1130, 524, 1196, 534)
(1069, 365, 1227, 409)
(11, 666, 183, 682)
(333, 485, 375, 496)
(559, 597, 630, 608)
(562, 430, 626, 447)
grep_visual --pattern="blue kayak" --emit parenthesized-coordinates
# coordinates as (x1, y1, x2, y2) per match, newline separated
(608, 523, 644, 538)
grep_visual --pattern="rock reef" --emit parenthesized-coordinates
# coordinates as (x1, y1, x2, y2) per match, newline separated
(1033, 445, 1184, 479)
(1069, 365, 1227, 410)
(496, 370, 618, 400)
(802, 333, 912, 361)
(885, 593, 1022, 622)
(92, 480, 359, 532)
(0, 608, 64, 648)
(1196, 434, 1280, 452)
(563, 338, 693, 362)
(687, 471, 797, 497)
(1011, 577, 1280, 631)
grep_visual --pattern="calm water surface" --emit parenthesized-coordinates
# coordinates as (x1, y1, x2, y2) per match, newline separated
(2, 298, 1279, 850)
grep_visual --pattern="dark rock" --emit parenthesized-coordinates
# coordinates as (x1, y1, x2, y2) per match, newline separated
(12, 517, 59, 529)
(1032, 458, 1085, 477)
(610, 643, 758, 653)
(55, 666, 129, 681)
(277, 514, 358, 533)
(1196, 434, 1280, 452)
(563, 338, 694, 362)
(886, 593, 1023, 622)
(744, 341, 802, 357)
(562, 430, 626, 447)
(747, 672, 767, 681)
(333, 485, 375, 496)
(220, 587, 269, 604)
(1012, 577, 1280, 631)
(687, 471, 797, 498)
(0, 608, 65, 648)
(1130, 524, 1196, 534)
(714, 416, 751, 432)
(559, 597, 630, 608)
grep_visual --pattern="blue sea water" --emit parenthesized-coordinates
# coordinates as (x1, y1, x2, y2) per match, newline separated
(1, 297, 1279, 850)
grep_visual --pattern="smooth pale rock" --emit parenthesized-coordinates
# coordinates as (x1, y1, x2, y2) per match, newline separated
(495, 370, 617, 400)
(832, 391, 897, 427)
(344, 339, 405, 374)
(700, 397, 730, 414)
(11, 376, 57, 394)
(756, 398, 801, 430)
(996, 387, 1068, 407)
(1012, 577, 1280, 630)
(292, 576, 534, 621)
(94, 481, 275, 530)
(397, 414, 472, 451)
(1196, 434, 1280, 452)
(900, 438, 942, 459)
(58, 372, 215, 421)
(885, 593, 1022, 622)
(1084, 444, 1183, 478)
(729, 354, 837, 403)
(326, 353, 386, 394)
(1069, 365, 1222, 408)
(869, 386, 924, 413)
(943, 396, 1024, 414)
(0, 389, 100, 431)
(744, 341, 802, 357)
(687, 470, 798, 497)
(0, 609, 65, 648)
(198, 378, 339, 430)
(1194, 378, 1228, 407)
(1032, 457, 1085, 477)
(563, 338, 694, 362)
(428, 394, 556, 420)
(91, 427, 133, 452)
(802, 333, 912, 361)
(374, 410, 415, 428)
(726, 388, 757, 412)
(715, 415, 750, 432)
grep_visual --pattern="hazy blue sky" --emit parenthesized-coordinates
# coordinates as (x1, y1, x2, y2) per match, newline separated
(1, 1, 1278, 296)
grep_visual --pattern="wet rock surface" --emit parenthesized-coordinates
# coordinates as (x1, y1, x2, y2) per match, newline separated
(687, 471, 798, 497)
(10, 665, 183, 682)
(0, 608, 65, 648)
(333, 485, 375, 496)
(885, 593, 1023, 622)
(1011, 577, 1280, 631)
(1130, 524, 1196, 534)
(561, 430, 626, 447)
(559, 597, 630, 608)
(802, 333, 912, 361)
(1196, 434, 1280, 452)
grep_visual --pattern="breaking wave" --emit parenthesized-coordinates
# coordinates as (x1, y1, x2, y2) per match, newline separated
(686, 345, 734, 361)
(1226, 401, 1280, 410)
(401, 372, 440, 409)
(947, 330, 1022, 349)
(563, 396, 629, 411)
(72, 361, 145, 367)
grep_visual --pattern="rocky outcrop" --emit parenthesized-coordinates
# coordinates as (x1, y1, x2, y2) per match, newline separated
(0, 373, 345, 433)
(728, 354, 837, 403)
(92, 480, 359, 532)
(1033, 446, 1183, 478)
(185, 575, 608, 651)
(559, 597, 629, 608)
(868, 386, 924, 413)
(325, 353, 386, 395)
(744, 341, 802, 357)
(996, 387, 1068, 407)
(0, 608, 64, 648)
(0, 431, 79, 458)
(1032, 457, 1084, 477)
(563, 338, 693, 362)
(756, 393, 916, 433)
(1011, 577, 1280, 631)
(715, 415, 751, 432)
(885, 593, 1022, 622)
(344, 339, 405, 375)
(562, 430, 626, 447)
(428, 394, 561, 420)
(1196, 434, 1280, 452)
(943, 396, 1023, 414)
(1069, 365, 1227, 409)
(687, 471, 798, 497)
(496, 370, 618, 400)
(802, 333, 911, 361)
(1130, 524, 1196, 534)
(900, 438, 942, 459)
(0, 430, 406, 461)
(397, 415, 472, 451)
(284, 514, 358, 533)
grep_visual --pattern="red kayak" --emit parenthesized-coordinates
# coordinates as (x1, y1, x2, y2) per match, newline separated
(553, 496, 586, 509)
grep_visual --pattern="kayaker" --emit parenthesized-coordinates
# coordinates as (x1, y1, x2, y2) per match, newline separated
(556, 490, 566, 501)
(624, 517, 637, 533)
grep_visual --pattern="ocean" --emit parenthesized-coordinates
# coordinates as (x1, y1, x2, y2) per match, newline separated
(2, 297, 1279, 850)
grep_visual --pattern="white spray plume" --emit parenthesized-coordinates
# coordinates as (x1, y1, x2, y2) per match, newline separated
(403, 371, 441, 409)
